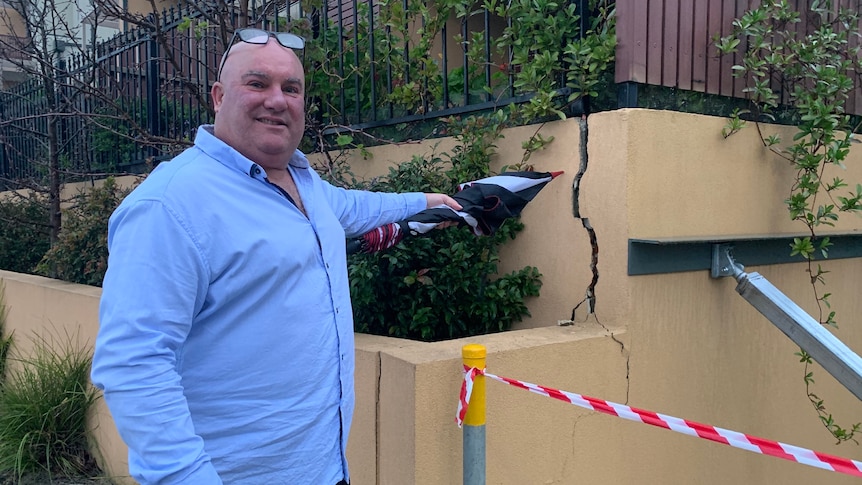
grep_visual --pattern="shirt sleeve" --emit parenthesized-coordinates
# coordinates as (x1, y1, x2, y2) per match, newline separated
(318, 180, 427, 237)
(91, 199, 222, 485)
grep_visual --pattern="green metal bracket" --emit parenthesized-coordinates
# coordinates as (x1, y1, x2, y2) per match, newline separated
(628, 234, 862, 276)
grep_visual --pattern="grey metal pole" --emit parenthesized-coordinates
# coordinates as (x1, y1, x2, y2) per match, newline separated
(711, 244, 862, 401)
(735, 271, 862, 401)
(462, 344, 486, 485)
(463, 425, 486, 485)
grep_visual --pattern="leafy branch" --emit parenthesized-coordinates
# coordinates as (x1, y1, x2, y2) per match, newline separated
(716, 0, 862, 442)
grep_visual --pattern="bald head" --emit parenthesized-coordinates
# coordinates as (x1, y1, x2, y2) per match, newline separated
(219, 40, 305, 82)
(211, 39, 306, 170)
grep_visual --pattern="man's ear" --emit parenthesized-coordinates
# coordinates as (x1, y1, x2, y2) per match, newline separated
(211, 82, 224, 112)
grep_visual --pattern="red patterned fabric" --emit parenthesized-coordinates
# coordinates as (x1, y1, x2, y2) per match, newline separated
(347, 171, 562, 254)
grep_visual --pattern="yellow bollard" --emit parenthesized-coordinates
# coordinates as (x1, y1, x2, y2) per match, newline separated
(462, 344, 486, 485)
(462, 344, 486, 426)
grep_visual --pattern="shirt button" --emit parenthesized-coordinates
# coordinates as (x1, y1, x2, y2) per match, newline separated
(253, 166, 261, 175)
(335, 307, 339, 314)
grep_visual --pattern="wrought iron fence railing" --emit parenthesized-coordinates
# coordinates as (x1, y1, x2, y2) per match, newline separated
(0, 0, 597, 188)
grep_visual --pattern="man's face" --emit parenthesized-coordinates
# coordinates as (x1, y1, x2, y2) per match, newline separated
(211, 40, 306, 168)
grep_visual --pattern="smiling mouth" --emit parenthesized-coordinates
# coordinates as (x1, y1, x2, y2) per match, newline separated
(258, 118, 286, 127)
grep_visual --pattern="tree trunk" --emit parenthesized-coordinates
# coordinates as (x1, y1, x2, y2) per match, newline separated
(43, 71, 61, 247)
(47, 111, 60, 246)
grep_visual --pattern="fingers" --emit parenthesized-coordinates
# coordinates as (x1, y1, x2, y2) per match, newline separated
(441, 195, 462, 211)
(425, 193, 462, 211)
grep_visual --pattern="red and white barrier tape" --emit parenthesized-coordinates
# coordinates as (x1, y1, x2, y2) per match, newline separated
(457, 366, 862, 478)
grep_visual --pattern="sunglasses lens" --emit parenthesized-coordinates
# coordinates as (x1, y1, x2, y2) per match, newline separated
(219, 29, 300, 80)
(238, 29, 271, 45)
(275, 33, 305, 50)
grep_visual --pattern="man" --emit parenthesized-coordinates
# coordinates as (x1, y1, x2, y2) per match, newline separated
(91, 29, 460, 484)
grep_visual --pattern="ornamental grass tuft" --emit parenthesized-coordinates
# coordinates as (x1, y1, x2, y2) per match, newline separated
(0, 326, 101, 482)
(0, 288, 11, 386)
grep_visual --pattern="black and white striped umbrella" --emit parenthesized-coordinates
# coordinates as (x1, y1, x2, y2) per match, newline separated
(347, 171, 563, 254)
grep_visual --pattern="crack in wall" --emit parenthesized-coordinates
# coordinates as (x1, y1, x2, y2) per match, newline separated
(570, 115, 631, 404)
(375, 351, 382, 485)
(571, 116, 597, 317)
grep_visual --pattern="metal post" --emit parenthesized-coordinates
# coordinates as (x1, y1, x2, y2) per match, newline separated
(146, 35, 160, 159)
(462, 344, 486, 485)
(0, 97, 8, 188)
(713, 244, 862, 401)
(736, 271, 862, 401)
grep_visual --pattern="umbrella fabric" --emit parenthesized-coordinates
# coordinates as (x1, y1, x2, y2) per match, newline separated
(347, 171, 563, 255)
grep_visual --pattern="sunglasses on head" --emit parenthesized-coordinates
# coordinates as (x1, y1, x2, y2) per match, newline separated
(217, 28, 306, 81)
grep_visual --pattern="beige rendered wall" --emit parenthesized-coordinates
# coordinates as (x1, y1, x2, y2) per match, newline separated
(61, 176, 143, 200)
(327, 108, 862, 484)
(308, 118, 593, 330)
(0, 271, 134, 484)
(2, 175, 142, 208)
(2, 109, 862, 484)
(126, 0, 181, 15)
(0, 8, 26, 37)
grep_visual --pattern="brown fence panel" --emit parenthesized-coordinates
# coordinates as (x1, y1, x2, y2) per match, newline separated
(705, 1, 723, 95)
(691, 1, 709, 91)
(615, 0, 647, 83)
(663, 0, 680, 87)
(838, 0, 861, 115)
(719, 0, 733, 96)
(677, 1, 694, 91)
(646, 0, 664, 85)
(616, 0, 862, 116)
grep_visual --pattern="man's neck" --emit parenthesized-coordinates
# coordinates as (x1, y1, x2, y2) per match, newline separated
(265, 167, 306, 216)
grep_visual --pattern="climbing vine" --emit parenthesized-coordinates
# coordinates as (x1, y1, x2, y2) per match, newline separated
(318, 1, 616, 341)
(716, 0, 862, 443)
(297, 0, 614, 157)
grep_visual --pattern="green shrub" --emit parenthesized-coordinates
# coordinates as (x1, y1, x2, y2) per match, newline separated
(35, 178, 132, 287)
(348, 113, 543, 341)
(0, 333, 100, 480)
(350, 222, 542, 341)
(0, 194, 50, 274)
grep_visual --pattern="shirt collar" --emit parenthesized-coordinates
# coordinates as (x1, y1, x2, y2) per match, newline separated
(193, 125, 310, 180)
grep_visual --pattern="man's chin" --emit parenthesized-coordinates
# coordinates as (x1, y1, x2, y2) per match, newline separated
(255, 141, 299, 159)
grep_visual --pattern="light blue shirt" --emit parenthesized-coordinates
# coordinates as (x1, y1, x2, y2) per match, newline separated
(91, 126, 426, 484)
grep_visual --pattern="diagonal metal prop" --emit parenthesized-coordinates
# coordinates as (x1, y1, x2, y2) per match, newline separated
(712, 244, 862, 402)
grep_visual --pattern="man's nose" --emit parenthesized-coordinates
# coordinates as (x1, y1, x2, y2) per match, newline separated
(263, 86, 289, 110)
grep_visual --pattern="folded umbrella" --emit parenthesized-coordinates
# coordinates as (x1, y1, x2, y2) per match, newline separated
(347, 170, 563, 255)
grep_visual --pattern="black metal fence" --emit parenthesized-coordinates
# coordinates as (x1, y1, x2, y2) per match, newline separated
(0, 0, 597, 188)
(0, 1, 289, 186)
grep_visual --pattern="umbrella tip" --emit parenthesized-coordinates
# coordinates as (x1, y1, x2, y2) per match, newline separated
(551, 171, 564, 178)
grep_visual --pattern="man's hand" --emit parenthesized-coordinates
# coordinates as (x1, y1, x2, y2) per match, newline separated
(424, 193, 462, 229)
(424, 193, 462, 211)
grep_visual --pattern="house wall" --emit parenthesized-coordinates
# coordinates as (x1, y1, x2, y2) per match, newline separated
(0, 6, 29, 88)
(0, 7, 26, 37)
(3, 109, 862, 484)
